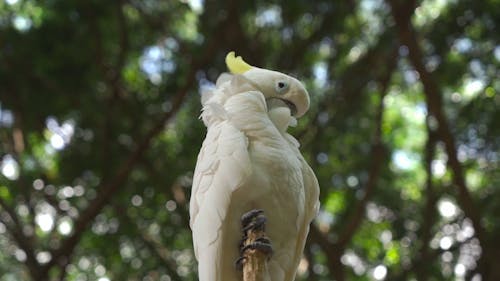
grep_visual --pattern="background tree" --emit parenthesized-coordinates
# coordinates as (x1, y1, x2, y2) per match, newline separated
(0, 0, 498, 280)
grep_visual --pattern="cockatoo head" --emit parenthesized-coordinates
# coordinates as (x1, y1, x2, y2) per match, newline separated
(225, 52, 310, 118)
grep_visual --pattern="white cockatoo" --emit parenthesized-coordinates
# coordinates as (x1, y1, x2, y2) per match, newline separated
(190, 52, 320, 281)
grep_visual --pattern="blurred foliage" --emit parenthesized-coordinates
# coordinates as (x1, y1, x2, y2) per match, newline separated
(0, 0, 499, 280)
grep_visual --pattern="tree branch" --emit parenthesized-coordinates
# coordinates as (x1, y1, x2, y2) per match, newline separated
(414, 127, 438, 281)
(387, 0, 490, 277)
(305, 44, 397, 281)
(40, 45, 218, 279)
(387, 0, 487, 265)
(336, 51, 395, 248)
(113, 205, 183, 281)
(308, 224, 344, 281)
(277, 3, 355, 70)
(0, 197, 39, 277)
(387, 235, 475, 280)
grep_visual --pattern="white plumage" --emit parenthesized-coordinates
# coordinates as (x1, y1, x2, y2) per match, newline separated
(190, 53, 319, 281)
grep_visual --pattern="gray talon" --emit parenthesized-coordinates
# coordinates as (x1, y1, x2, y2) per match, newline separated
(235, 256, 246, 270)
(241, 241, 274, 257)
(241, 209, 264, 228)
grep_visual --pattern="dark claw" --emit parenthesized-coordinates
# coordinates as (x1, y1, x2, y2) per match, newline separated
(235, 256, 246, 271)
(241, 240, 274, 257)
(238, 235, 248, 254)
(241, 209, 264, 228)
(242, 215, 267, 233)
(235, 240, 273, 268)
(236, 209, 273, 267)
(255, 237, 271, 245)
(238, 237, 272, 255)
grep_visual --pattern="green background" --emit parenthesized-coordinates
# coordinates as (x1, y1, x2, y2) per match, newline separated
(0, 0, 499, 280)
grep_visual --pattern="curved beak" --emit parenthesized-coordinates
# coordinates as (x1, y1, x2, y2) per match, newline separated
(281, 87, 310, 117)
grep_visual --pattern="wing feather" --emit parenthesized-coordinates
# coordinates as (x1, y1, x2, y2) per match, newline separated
(190, 121, 251, 248)
(190, 121, 251, 281)
(190, 88, 268, 281)
(191, 74, 299, 281)
(284, 136, 320, 281)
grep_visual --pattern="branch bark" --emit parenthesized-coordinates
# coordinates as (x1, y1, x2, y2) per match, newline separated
(414, 128, 438, 281)
(242, 228, 270, 281)
(241, 211, 271, 281)
(308, 224, 344, 281)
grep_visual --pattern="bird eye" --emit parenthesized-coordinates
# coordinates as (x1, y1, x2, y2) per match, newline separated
(275, 81, 289, 93)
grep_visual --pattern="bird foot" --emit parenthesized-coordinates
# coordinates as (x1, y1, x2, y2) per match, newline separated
(241, 237, 273, 256)
(235, 209, 273, 270)
(241, 209, 266, 232)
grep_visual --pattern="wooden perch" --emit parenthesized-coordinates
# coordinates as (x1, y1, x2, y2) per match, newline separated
(240, 210, 272, 281)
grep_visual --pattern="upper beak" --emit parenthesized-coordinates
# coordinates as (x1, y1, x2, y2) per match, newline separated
(282, 89, 310, 117)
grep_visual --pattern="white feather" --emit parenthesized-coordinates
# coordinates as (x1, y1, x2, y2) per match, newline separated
(190, 71, 319, 281)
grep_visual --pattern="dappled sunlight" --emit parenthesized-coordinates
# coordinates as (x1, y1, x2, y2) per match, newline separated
(0, 154, 19, 180)
(0, 107, 13, 127)
(431, 159, 447, 177)
(57, 216, 73, 236)
(131, 194, 143, 207)
(366, 203, 394, 223)
(463, 79, 486, 101)
(35, 212, 54, 232)
(341, 250, 367, 276)
(140, 42, 178, 85)
(426, 217, 480, 277)
(12, 15, 31, 31)
(2, 0, 44, 31)
(45, 117, 75, 151)
(453, 37, 473, 53)
(392, 150, 418, 170)
(372, 264, 387, 280)
(14, 248, 26, 262)
(438, 198, 458, 218)
(255, 5, 282, 27)
(495, 46, 500, 61)
(35, 202, 56, 233)
(173, 250, 194, 277)
(316, 209, 335, 233)
(91, 214, 119, 235)
(181, 0, 204, 14)
(413, 0, 451, 27)
(36, 251, 51, 264)
(165, 200, 177, 212)
(439, 236, 453, 250)
(0, 0, 498, 280)
(378, 230, 392, 246)
(313, 62, 328, 88)
(59, 256, 114, 281)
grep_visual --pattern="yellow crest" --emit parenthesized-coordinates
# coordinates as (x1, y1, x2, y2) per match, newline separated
(225, 51, 253, 74)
